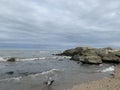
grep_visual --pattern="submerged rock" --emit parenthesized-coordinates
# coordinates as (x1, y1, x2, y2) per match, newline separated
(6, 71, 14, 75)
(7, 57, 16, 62)
(57, 46, 120, 64)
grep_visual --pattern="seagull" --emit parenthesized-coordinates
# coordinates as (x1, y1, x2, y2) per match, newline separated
(42, 69, 64, 86)
(44, 77, 55, 86)
(44, 80, 55, 86)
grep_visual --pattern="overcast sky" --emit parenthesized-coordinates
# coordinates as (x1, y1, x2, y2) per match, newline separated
(0, 0, 120, 49)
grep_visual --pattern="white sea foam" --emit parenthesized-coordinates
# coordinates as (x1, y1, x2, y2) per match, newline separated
(41, 69, 64, 76)
(17, 58, 40, 61)
(0, 76, 22, 82)
(0, 57, 6, 62)
(29, 69, 64, 79)
(0, 56, 71, 63)
(98, 66, 115, 73)
(18, 56, 71, 62)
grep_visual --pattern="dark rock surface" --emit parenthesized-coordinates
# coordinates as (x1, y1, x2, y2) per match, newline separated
(7, 57, 16, 62)
(6, 71, 14, 75)
(57, 47, 120, 64)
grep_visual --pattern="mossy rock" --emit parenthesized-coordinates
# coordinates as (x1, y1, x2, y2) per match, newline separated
(7, 57, 16, 62)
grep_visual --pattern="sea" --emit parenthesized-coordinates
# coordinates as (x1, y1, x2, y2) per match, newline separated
(0, 50, 114, 90)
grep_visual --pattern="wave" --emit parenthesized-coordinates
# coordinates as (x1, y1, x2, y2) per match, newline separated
(17, 58, 41, 61)
(98, 66, 115, 73)
(22, 56, 71, 61)
(0, 57, 6, 62)
(0, 69, 64, 82)
(0, 56, 71, 62)
(0, 76, 22, 82)
(29, 69, 64, 79)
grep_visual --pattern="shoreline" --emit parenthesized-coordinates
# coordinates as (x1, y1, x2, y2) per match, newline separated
(69, 65, 120, 90)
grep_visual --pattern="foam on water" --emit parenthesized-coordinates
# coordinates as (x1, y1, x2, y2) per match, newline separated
(0, 56, 71, 62)
(0, 57, 6, 62)
(17, 58, 40, 61)
(29, 69, 64, 79)
(0, 76, 22, 82)
(98, 66, 115, 72)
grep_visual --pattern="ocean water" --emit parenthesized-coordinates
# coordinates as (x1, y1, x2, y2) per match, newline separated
(0, 50, 113, 90)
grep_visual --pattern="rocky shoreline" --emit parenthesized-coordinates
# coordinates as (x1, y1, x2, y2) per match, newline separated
(57, 46, 120, 64)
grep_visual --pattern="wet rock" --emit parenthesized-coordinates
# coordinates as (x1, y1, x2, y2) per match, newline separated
(57, 46, 120, 64)
(58, 59, 64, 61)
(70, 53, 102, 64)
(60, 47, 94, 56)
(102, 54, 120, 64)
(112, 51, 120, 57)
(78, 55, 102, 64)
(6, 71, 14, 75)
(70, 54, 81, 61)
(7, 57, 16, 62)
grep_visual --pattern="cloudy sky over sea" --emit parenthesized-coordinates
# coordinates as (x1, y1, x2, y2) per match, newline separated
(0, 0, 120, 49)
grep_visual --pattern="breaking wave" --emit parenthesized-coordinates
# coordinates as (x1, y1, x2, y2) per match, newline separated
(0, 57, 6, 62)
(0, 56, 71, 62)
(98, 66, 115, 73)
(0, 76, 22, 82)
(29, 68, 64, 79)
(0, 69, 64, 82)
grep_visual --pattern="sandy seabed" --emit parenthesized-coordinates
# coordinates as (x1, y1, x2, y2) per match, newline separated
(69, 65, 120, 90)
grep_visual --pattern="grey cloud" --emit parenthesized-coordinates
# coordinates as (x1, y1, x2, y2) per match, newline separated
(0, 0, 120, 49)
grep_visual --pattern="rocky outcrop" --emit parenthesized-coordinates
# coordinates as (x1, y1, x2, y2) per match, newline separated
(57, 47, 120, 64)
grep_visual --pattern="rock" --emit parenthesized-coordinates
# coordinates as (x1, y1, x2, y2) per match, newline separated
(80, 55, 102, 64)
(7, 57, 16, 62)
(73, 55, 102, 64)
(102, 54, 120, 63)
(57, 46, 120, 64)
(70, 54, 80, 61)
(60, 47, 94, 56)
(58, 59, 64, 61)
(71, 54, 102, 64)
(112, 51, 120, 57)
(96, 47, 119, 57)
(6, 71, 14, 75)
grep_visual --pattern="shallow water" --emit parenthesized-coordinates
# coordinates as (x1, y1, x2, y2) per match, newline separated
(0, 50, 113, 90)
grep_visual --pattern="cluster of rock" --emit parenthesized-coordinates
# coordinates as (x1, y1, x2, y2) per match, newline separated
(57, 47, 120, 64)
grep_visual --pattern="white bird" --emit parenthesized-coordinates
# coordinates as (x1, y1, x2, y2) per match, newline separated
(44, 77, 55, 86)
(42, 69, 64, 86)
